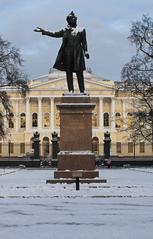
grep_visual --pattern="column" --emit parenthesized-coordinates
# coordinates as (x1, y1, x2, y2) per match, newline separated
(111, 97, 115, 129)
(15, 100, 19, 132)
(26, 97, 30, 131)
(50, 97, 54, 132)
(122, 98, 126, 127)
(99, 97, 103, 129)
(2, 105, 7, 130)
(38, 97, 42, 131)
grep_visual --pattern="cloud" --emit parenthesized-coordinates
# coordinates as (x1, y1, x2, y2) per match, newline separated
(0, 0, 153, 81)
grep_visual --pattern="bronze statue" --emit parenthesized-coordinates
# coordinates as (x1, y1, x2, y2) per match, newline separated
(34, 11, 89, 93)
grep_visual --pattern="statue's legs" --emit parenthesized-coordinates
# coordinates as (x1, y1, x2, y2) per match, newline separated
(66, 70, 74, 92)
(76, 71, 85, 93)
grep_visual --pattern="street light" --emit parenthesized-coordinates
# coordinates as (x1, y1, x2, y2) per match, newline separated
(129, 132, 137, 159)
(149, 109, 153, 145)
(133, 138, 136, 159)
(8, 133, 12, 159)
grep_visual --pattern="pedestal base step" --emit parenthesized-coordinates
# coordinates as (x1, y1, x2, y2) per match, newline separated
(54, 170, 99, 179)
(46, 178, 107, 184)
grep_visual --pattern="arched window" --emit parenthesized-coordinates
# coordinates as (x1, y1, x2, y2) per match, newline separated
(103, 113, 109, 127)
(32, 113, 38, 127)
(8, 113, 14, 128)
(116, 112, 121, 117)
(127, 112, 133, 128)
(43, 113, 50, 128)
(92, 137, 99, 154)
(115, 112, 121, 128)
(127, 112, 133, 117)
(43, 137, 50, 156)
(20, 113, 26, 128)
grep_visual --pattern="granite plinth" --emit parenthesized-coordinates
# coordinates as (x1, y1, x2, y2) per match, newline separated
(56, 95, 95, 151)
(54, 95, 99, 180)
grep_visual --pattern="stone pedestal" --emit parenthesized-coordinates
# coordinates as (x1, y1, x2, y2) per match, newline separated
(54, 94, 99, 179)
(51, 131, 59, 159)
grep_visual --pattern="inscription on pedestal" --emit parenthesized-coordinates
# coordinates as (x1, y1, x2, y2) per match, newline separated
(72, 172, 83, 178)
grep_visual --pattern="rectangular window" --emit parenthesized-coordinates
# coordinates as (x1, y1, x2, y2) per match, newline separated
(32, 113, 38, 127)
(20, 143, 25, 154)
(9, 120, 14, 128)
(104, 113, 109, 127)
(128, 142, 133, 153)
(0, 143, 2, 154)
(43, 113, 50, 128)
(116, 142, 121, 153)
(20, 113, 26, 128)
(140, 142, 145, 153)
(8, 143, 14, 154)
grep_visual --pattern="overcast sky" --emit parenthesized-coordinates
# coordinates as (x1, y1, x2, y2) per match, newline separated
(0, 0, 153, 81)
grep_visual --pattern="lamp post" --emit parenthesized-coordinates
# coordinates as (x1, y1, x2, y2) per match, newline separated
(128, 132, 137, 159)
(149, 109, 153, 147)
(8, 133, 12, 159)
(103, 131, 111, 168)
(133, 138, 136, 159)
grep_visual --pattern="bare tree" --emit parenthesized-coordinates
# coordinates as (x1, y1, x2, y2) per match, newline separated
(121, 15, 153, 144)
(0, 36, 29, 136)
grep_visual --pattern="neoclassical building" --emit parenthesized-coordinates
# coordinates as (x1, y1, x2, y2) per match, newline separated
(0, 70, 152, 158)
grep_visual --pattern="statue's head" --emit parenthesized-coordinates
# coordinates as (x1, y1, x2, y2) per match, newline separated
(66, 11, 77, 27)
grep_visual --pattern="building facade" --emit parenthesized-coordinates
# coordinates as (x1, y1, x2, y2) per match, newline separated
(0, 70, 152, 158)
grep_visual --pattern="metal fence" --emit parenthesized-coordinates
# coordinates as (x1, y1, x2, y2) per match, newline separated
(0, 142, 152, 159)
(97, 142, 153, 158)
(0, 143, 53, 158)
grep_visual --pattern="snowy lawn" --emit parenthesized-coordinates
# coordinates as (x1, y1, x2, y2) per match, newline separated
(0, 167, 153, 239)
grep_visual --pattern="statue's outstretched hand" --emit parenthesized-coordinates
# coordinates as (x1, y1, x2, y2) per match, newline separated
(34, 27, 44, 33)
(85, 52, 90, 59)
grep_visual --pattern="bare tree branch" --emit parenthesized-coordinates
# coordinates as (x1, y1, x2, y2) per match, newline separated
(119, 15, 153, 143)
(0, 36, 29, 137)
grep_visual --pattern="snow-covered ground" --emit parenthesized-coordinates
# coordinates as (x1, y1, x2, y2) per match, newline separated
(0, 167, 153, 239)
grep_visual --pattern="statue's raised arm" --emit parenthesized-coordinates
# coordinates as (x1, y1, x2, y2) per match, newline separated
(34, 26, 63, 38)
(34, 27, 45, 33)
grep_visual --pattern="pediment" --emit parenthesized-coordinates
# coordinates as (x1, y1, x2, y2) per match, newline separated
(29, 73, 115, 94)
